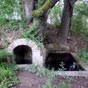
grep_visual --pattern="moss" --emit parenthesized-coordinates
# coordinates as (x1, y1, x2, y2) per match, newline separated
(32, 0, 52, 17)
(47, 23, 60, 28)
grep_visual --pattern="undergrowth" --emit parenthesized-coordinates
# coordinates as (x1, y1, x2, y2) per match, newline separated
(0, 49, 12, 58)
(0, 49, 13, 63)
(0, 62, 18, 88)
(78, 48, 88, 65)
(42, 69, 70, 88)
(20, 20, 42, 46)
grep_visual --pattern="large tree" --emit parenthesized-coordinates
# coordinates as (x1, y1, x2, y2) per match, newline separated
(23, 0, 77, 52)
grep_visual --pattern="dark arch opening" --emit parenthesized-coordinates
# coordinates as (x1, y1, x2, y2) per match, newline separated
(44, 53, 84, 71)
(13, 45, 32, 64)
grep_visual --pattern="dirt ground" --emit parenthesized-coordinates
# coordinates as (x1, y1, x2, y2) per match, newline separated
(16, 69, 88, 88)
(16, 69, 46, 88)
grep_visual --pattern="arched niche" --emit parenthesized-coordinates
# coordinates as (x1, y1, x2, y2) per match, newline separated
(7, 38, 44, 66)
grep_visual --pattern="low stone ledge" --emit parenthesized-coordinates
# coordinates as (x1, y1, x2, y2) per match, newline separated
(17, 64, 88, 77)
(54, 71, 88, 77)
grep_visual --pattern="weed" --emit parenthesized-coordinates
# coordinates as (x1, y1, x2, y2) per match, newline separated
(58, 62, 66, 71)
(42, 69, 70, 88)
(42, 70, 54, 88)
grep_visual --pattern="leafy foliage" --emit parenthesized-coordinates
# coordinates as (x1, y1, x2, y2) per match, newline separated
(0, 0, 16, 14)
(47, 1, 63, 26)
(0, 49, 13, 63)
(71, 2, 88, 34)
(0, 63, 18, 88)
(0, 0, 21, 27)
(0, 49, 13, 59)
(43, 70, 54, 88)
(47, 1, 88, 35)
(42, 69, 69, 88)
(21, 20, 42, 45)
(0, 0, 42, 45)
(78, 48, 88, 64)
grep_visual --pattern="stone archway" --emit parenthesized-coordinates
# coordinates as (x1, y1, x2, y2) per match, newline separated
(7, 38, 44, 66)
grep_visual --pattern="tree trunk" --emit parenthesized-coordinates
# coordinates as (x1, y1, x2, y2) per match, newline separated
(43, 0, 77, 52)
(23, 0, 33, 23)
(58, 0, 76, 45)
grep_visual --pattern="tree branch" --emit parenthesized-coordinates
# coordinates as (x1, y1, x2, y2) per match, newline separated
(32, 0, 59, 17)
